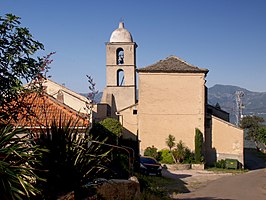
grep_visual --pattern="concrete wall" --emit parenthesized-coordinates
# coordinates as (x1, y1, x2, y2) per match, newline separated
(210, 115, 244, 165)
(138, 72, 206, 153)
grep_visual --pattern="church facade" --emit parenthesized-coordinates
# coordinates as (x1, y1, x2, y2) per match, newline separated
(99, 22, 244, 166)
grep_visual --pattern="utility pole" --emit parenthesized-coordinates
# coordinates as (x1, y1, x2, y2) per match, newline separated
(235, 91, 244, 127)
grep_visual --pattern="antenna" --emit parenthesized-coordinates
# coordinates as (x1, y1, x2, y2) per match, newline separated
(235, 91, 244, 126)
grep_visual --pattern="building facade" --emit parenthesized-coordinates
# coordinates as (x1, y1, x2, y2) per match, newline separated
(99, 22, 244, 166)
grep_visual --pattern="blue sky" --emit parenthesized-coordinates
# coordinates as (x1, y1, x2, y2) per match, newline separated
(1, 0, 266, 92)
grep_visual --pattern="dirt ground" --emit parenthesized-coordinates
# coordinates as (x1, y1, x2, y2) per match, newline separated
(162, 165, 232, 192)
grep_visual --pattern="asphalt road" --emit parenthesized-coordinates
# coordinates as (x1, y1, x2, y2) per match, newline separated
(175, 169, 266, 200)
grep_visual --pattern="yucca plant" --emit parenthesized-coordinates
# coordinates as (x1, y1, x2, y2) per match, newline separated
(35, 118, 112, 199)
(0, 124, 45, 200)
(166, 134, 177, 164)
(172, 140, 186, 163)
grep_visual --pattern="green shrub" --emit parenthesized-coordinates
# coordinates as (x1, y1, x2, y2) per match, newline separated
(144, 146, 159, 159)
(214, 159, 226, 168)
(183, 148, 194, 164)
(159, 149, 174, 164)
(99, 118, 123, 137)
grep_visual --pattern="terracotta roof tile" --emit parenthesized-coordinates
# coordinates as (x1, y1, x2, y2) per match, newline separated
(12, 93, 89, 128)
(138, 56, 209, 74)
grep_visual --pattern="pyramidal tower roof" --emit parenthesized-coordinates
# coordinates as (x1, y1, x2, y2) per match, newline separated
(138, 56, 209, 74)
(110, 22, 133, 43)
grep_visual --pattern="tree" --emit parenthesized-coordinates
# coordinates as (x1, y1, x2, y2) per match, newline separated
(86, 75, 99, 104)
(240, 115, 265, 149)
(172, 140, 186, 163)
(166, 134, 177, 164)
(258, 127, 266, 146)
(166, 134, 175, 151)
(0, 14, 48, 121)
(99, 118, 123, 137)
(195, 128, 204, 163)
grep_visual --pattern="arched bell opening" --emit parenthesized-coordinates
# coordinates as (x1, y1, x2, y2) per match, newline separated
(116, 48, 124, 65)
(117, 69, 124, 86)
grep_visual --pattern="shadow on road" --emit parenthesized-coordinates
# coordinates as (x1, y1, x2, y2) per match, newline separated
(163, 169, 192, 179)
(162, 168, 191, 193)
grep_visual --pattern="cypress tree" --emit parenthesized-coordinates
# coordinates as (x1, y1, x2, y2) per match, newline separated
(195, 128, 204, 163)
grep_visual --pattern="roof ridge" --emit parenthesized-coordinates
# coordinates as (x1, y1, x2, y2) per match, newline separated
(165, 55, 203, 69)
(43, 93, 88, 119)
(44, 79, 88, 101)
(138, 55, 209, 74)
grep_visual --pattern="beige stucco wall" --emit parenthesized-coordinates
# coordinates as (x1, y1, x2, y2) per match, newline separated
(118, 105, 138, 140)
(138, 72, 206, 153)
(43, 79, 90, 114)
(101, 87, 136, 112)
(211, 115, 244, 165)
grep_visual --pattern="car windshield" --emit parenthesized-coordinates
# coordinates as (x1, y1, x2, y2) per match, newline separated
(140, 157, 158, 164)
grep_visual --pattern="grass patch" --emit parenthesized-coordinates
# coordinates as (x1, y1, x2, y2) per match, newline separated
(135, 173, 188, 199)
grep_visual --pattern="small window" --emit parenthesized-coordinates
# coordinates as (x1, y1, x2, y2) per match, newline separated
(133, 110, 137, 115)
(117, 48, 124, 65)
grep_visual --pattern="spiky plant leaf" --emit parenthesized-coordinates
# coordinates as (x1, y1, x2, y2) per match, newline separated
(35, 117, 112, 198)
(0, 124, 45, 200)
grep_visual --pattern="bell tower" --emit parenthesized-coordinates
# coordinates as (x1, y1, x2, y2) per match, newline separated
(101, 22, 137, 116)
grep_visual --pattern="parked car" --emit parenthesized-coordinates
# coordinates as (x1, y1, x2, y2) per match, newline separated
(140, 156, 162, 176)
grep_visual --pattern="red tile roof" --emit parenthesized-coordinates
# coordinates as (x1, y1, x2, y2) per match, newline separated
(12, 92, 89, 128)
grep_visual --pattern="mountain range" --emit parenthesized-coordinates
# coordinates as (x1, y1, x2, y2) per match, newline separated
(81, 84, 266, 124)
(208, 84, 266, 124)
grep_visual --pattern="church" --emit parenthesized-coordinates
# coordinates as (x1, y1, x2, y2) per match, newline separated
(97, 22, 244, 166)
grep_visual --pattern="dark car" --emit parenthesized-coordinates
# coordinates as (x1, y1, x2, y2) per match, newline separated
(140, 156, 162, 176)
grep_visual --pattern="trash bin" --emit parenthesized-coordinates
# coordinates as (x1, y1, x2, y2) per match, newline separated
(225, 159, 238, 169)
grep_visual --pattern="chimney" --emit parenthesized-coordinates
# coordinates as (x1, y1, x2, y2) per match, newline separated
(57, 90, 64, 103)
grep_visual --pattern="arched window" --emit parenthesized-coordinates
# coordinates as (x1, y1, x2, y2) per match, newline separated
(117, 69, 124, 86)
(116, 48, 124, 65)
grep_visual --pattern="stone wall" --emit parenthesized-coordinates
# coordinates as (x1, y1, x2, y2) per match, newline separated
(59, 179, 140, 200)
(95, 179, 140, 200)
